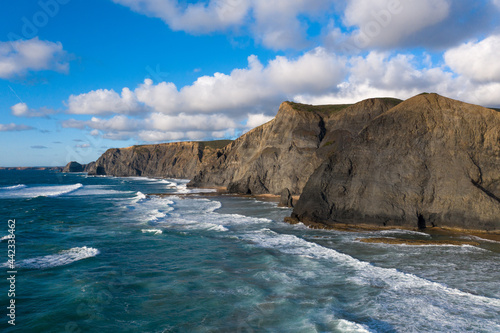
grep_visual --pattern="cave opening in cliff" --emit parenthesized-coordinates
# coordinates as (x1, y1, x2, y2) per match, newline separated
(417, 214, 426, 229)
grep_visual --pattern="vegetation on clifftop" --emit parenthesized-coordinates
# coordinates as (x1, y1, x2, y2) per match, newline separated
(287, 98, 403, 115)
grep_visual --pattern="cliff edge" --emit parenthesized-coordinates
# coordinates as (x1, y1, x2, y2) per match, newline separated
(82, 140, 232, 179)
(188, 98, 402, 195)
(291, 94, 500, 231)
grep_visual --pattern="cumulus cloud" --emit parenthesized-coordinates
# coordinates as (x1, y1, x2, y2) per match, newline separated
(249, 0, 334, 49)
(327, 0, 499, 52)
(66, 48, 345, 116)
(10, 102, 56, 118)
(61, 112, 263, 142)
(0, 123, 35, 132)
(138, 48, 345, 113)
(66, 88, 145, 115)
(246, 113, 274, 128)
(112, 0, 499, 52)
(0, 38, 69, 79)
(342, 0, 449, 49)
(60, 33, 500, 144)
(112, 0, 251, 33)
(444, 34, 500, 82)
(113, 0, 335, 50)
(294, 50, 500, 108)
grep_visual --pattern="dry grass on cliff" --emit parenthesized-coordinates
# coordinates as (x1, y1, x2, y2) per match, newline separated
(287, 101, 353, 114)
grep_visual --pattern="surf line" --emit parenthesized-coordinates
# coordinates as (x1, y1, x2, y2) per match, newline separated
(6, 219, 16, 326)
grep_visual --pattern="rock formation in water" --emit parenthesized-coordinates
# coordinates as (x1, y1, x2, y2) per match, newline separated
(188, 98, 402, 195)
(278, 188, 294, 208)
(62, 161, 85, 173)
(82, 140, 232, 178)
(290, 94, 500, 231)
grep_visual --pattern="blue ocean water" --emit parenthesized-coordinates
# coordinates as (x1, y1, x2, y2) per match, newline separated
(0, 170, 499, 332)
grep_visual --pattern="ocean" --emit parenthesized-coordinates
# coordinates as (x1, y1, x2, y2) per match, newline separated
(0, 170, 499, 332)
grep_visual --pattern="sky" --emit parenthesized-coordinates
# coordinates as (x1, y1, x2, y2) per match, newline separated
(1, 0, 500, 167)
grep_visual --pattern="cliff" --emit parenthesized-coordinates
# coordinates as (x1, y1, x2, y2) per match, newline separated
(82, 140, 232, 178)
(188, 98, 402, 195)
(291, 94, 500, 231)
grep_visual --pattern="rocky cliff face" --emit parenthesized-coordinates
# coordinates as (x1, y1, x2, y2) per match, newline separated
(189, 98, 402, 195)
(291, 94, 500, 231)
(84, 140, 231, 178)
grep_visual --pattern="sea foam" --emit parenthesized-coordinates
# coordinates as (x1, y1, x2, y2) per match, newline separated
(240, 228, 500, 331)
(141, 229, 163, 235)
(8, 246, 99, 269)
(0, 183, 83, 199)
(0, 184, 27, 190)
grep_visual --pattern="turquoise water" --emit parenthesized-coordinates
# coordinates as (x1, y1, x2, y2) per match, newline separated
(0, 170, 499, 332)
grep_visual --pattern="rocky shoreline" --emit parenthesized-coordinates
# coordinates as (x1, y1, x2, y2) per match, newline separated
(64, 93, 500, 233)
(146, 189, 500, 245)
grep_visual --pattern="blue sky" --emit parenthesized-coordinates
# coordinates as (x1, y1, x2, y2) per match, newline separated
(1, 0, 500, 166)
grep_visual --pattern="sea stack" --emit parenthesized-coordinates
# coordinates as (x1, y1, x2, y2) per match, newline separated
(62, 161, 85, 173)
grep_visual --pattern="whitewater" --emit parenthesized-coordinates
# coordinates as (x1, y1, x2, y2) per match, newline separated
(0, 169, 498, 332)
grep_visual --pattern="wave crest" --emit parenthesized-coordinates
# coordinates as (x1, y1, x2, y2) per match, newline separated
(13, 246, 99, 269)
(0, 183, 83, 199)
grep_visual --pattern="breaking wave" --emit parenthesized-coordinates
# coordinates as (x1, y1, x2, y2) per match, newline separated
(8, 246, 99, 269)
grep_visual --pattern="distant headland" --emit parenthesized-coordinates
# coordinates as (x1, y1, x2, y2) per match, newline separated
(0, 166, 63, 171)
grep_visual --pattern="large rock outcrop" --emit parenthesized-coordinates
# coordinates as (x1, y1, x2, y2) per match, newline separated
(84, 140, 232, 178)
(189, 98, 402, 195)
(63, 161, 85, 172)
(291, 94, 500, 231)
(62, 161, 95, 173)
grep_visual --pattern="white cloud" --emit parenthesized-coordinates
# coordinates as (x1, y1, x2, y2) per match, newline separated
(113, 0, 335, 50)
(294, 50, 500, 108)
(0, 38, 69, 79)
(61, 112, 239, 142)
(66, 48, 345, 116)
(341, 0, 450, 49)
(66, 88, 145, 115)
(250, 0, 333, 49)
(147, 113, 237, 131)
(444, 35, 500, 83)
(0, 123, 34, 132)
(137, 48, 346, 114)
(112, 0, 251, 33)
(61, 110, 269, 142)
(62, 115, 140, 132)
(10, 102, 55, 118)
(60, 40, 500, 143)
(246, 113, 274, 128)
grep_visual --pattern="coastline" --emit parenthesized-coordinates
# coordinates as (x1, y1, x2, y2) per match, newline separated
(147, 182, 500, 245)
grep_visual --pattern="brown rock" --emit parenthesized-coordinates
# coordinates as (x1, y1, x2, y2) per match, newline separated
(189, 98, 401, 195)
(278, 188, 294, 207)
(85, 140, 232, 178)
(292, 93, 500, 232)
